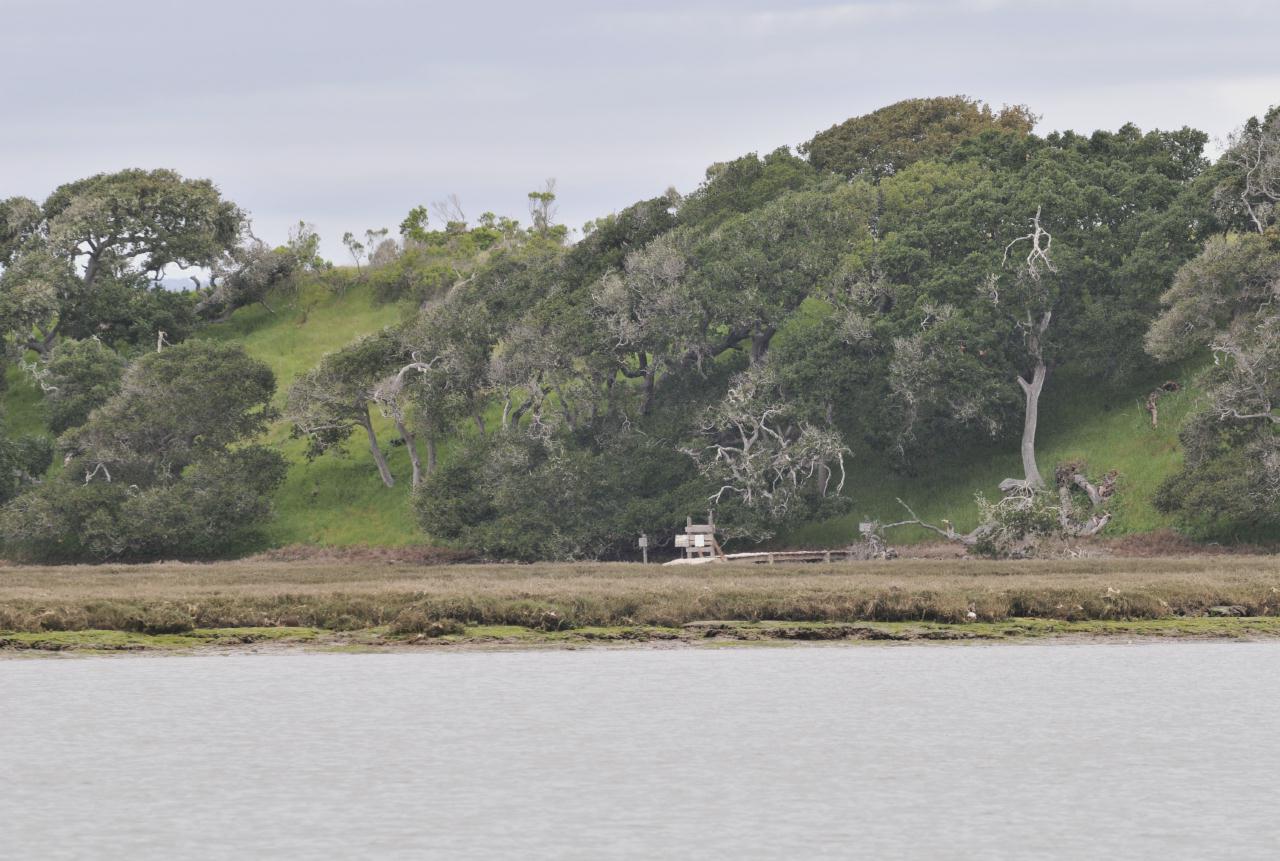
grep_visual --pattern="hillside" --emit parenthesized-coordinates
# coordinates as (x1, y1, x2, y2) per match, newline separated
(2, 273, 1201, 552)
(8, 97, 1272, 562)
(791, 365, 1201, 547)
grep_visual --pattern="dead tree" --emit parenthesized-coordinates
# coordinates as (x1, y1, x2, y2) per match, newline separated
(1145, 381, 1181, 428)
(880, 498, 987, 546)
(1054, 463, 1117, 537)
(1224, 112, 1280, 235)
(1000, 206, 1056, 492)
(885, 460, 1116, 555)
(682, 367, 848, 529)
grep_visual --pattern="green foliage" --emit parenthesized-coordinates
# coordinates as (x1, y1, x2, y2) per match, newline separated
(0, 196, 42, 265)
(285, 329, 408, 491)
(199, 277, 416, 546)
(802, 95, 1036, 179)
(197, 240, 300, 321)
(1, 168, 243, 354)
(677, 147, 816, 229)
(40, 169, 242, 268)
(368, 221, 508, 304)
(3, 99, 1259, 561)
(399, 206, 431, 244)
(527, 179, 565, 240)
(868, 123, 1211, 462)
(969, 492, 1063, 558)
(0, 341, 284, 561)
(0, 245, 62, 346)
(415, 430, 709, 561)
(1147, 231, 1280, 366)
(58, 278, 200, 347)
(64, 340, 277, 474)
(1154, 414, 1279, 541)
(287, 221, 329, 272)
(1143, 108, 1279, 542)
(0, 426, 52, 504)
(43, 338, 126, 433)
(788, 365, 1203, 547)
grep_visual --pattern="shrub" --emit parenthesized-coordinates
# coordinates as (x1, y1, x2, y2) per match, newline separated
(970, 492, 1063, 558)
(388, 609, 465, 637)
(0, 342, 286, 562)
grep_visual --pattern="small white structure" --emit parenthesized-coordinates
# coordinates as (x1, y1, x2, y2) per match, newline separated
(672, 513, 725, 561)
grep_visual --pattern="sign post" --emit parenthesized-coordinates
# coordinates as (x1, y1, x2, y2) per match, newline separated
(676, 513, 725, 561)
(638, 533, 649, 564)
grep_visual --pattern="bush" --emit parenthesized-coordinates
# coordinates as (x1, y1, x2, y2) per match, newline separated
(0, 342, 286, 562)
(44, 338, 126, 433)
(970, 492, 1063, 558)
(1154, 414, 1280, 542)
(0, 431, 53, 503)
(388, 609, 465, 637)
(134, 604, 196, 635)
(414, 432, 712, 561)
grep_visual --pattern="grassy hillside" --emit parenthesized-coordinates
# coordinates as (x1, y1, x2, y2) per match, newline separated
(1, 277, 1204, 551)
(197, 279, 426, 546)
(789, 367, 1200, 548)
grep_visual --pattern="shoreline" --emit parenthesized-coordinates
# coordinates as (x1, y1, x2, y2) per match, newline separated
(5, 555, 1280, 658)
(8, 617, 1280, 657)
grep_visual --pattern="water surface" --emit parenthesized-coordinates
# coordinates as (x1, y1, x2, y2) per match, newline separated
(3, 643, 1278, 859)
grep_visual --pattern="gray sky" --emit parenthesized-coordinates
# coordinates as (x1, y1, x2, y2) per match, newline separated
(3, 0, 1278, 258)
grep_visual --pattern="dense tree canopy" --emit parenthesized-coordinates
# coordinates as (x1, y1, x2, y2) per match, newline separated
(42, 337, 126, 434)
(396, 105, 1221, 557)
(801, 95, 1036, 179)
(0, 341, 284, 561)
(0, 97, 1272, 561)
(1145, 107, 1280, 539)
(0, 169, 243, 355)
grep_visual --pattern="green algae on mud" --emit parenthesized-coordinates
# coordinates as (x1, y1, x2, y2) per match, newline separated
(0, 627, 324, 653)
(7, 617, 1280, 655)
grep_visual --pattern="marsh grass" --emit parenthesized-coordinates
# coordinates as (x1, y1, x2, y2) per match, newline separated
(2, 557, 1278, 635)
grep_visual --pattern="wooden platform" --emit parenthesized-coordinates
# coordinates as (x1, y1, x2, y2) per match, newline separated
(663, 549, 861, 566)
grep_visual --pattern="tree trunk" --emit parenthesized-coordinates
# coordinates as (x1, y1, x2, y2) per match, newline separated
(426, 436, 438, 474)
(1004, 310, 1052, 493)
(750, 327, 776, 365)
(554, 385, 577, 431)
(1016, 360, 1047, 491)
(472, 409, 486, 435)
(642, 364, 658, 415)
(26, 324, 58, 357)
(360, 406, 395, 487)
(511, 396, 533, 428)
(395, 417, 424, 488)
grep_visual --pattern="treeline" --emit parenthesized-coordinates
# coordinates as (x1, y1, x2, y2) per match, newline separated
(0, 96, 1276, 561)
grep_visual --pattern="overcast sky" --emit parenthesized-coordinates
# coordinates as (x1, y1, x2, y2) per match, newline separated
(3, 0, 1278, 258)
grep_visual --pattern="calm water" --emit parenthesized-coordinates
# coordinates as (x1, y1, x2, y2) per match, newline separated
(3, 643, 1279, 859)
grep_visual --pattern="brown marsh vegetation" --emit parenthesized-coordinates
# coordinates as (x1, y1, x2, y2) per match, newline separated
(2, 556, 1279, 637)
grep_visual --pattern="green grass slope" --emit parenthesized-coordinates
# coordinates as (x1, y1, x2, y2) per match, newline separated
(1, 279, 1203, 551)
(787, 367, 1200, 547)
(197, 279, 424, 546)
